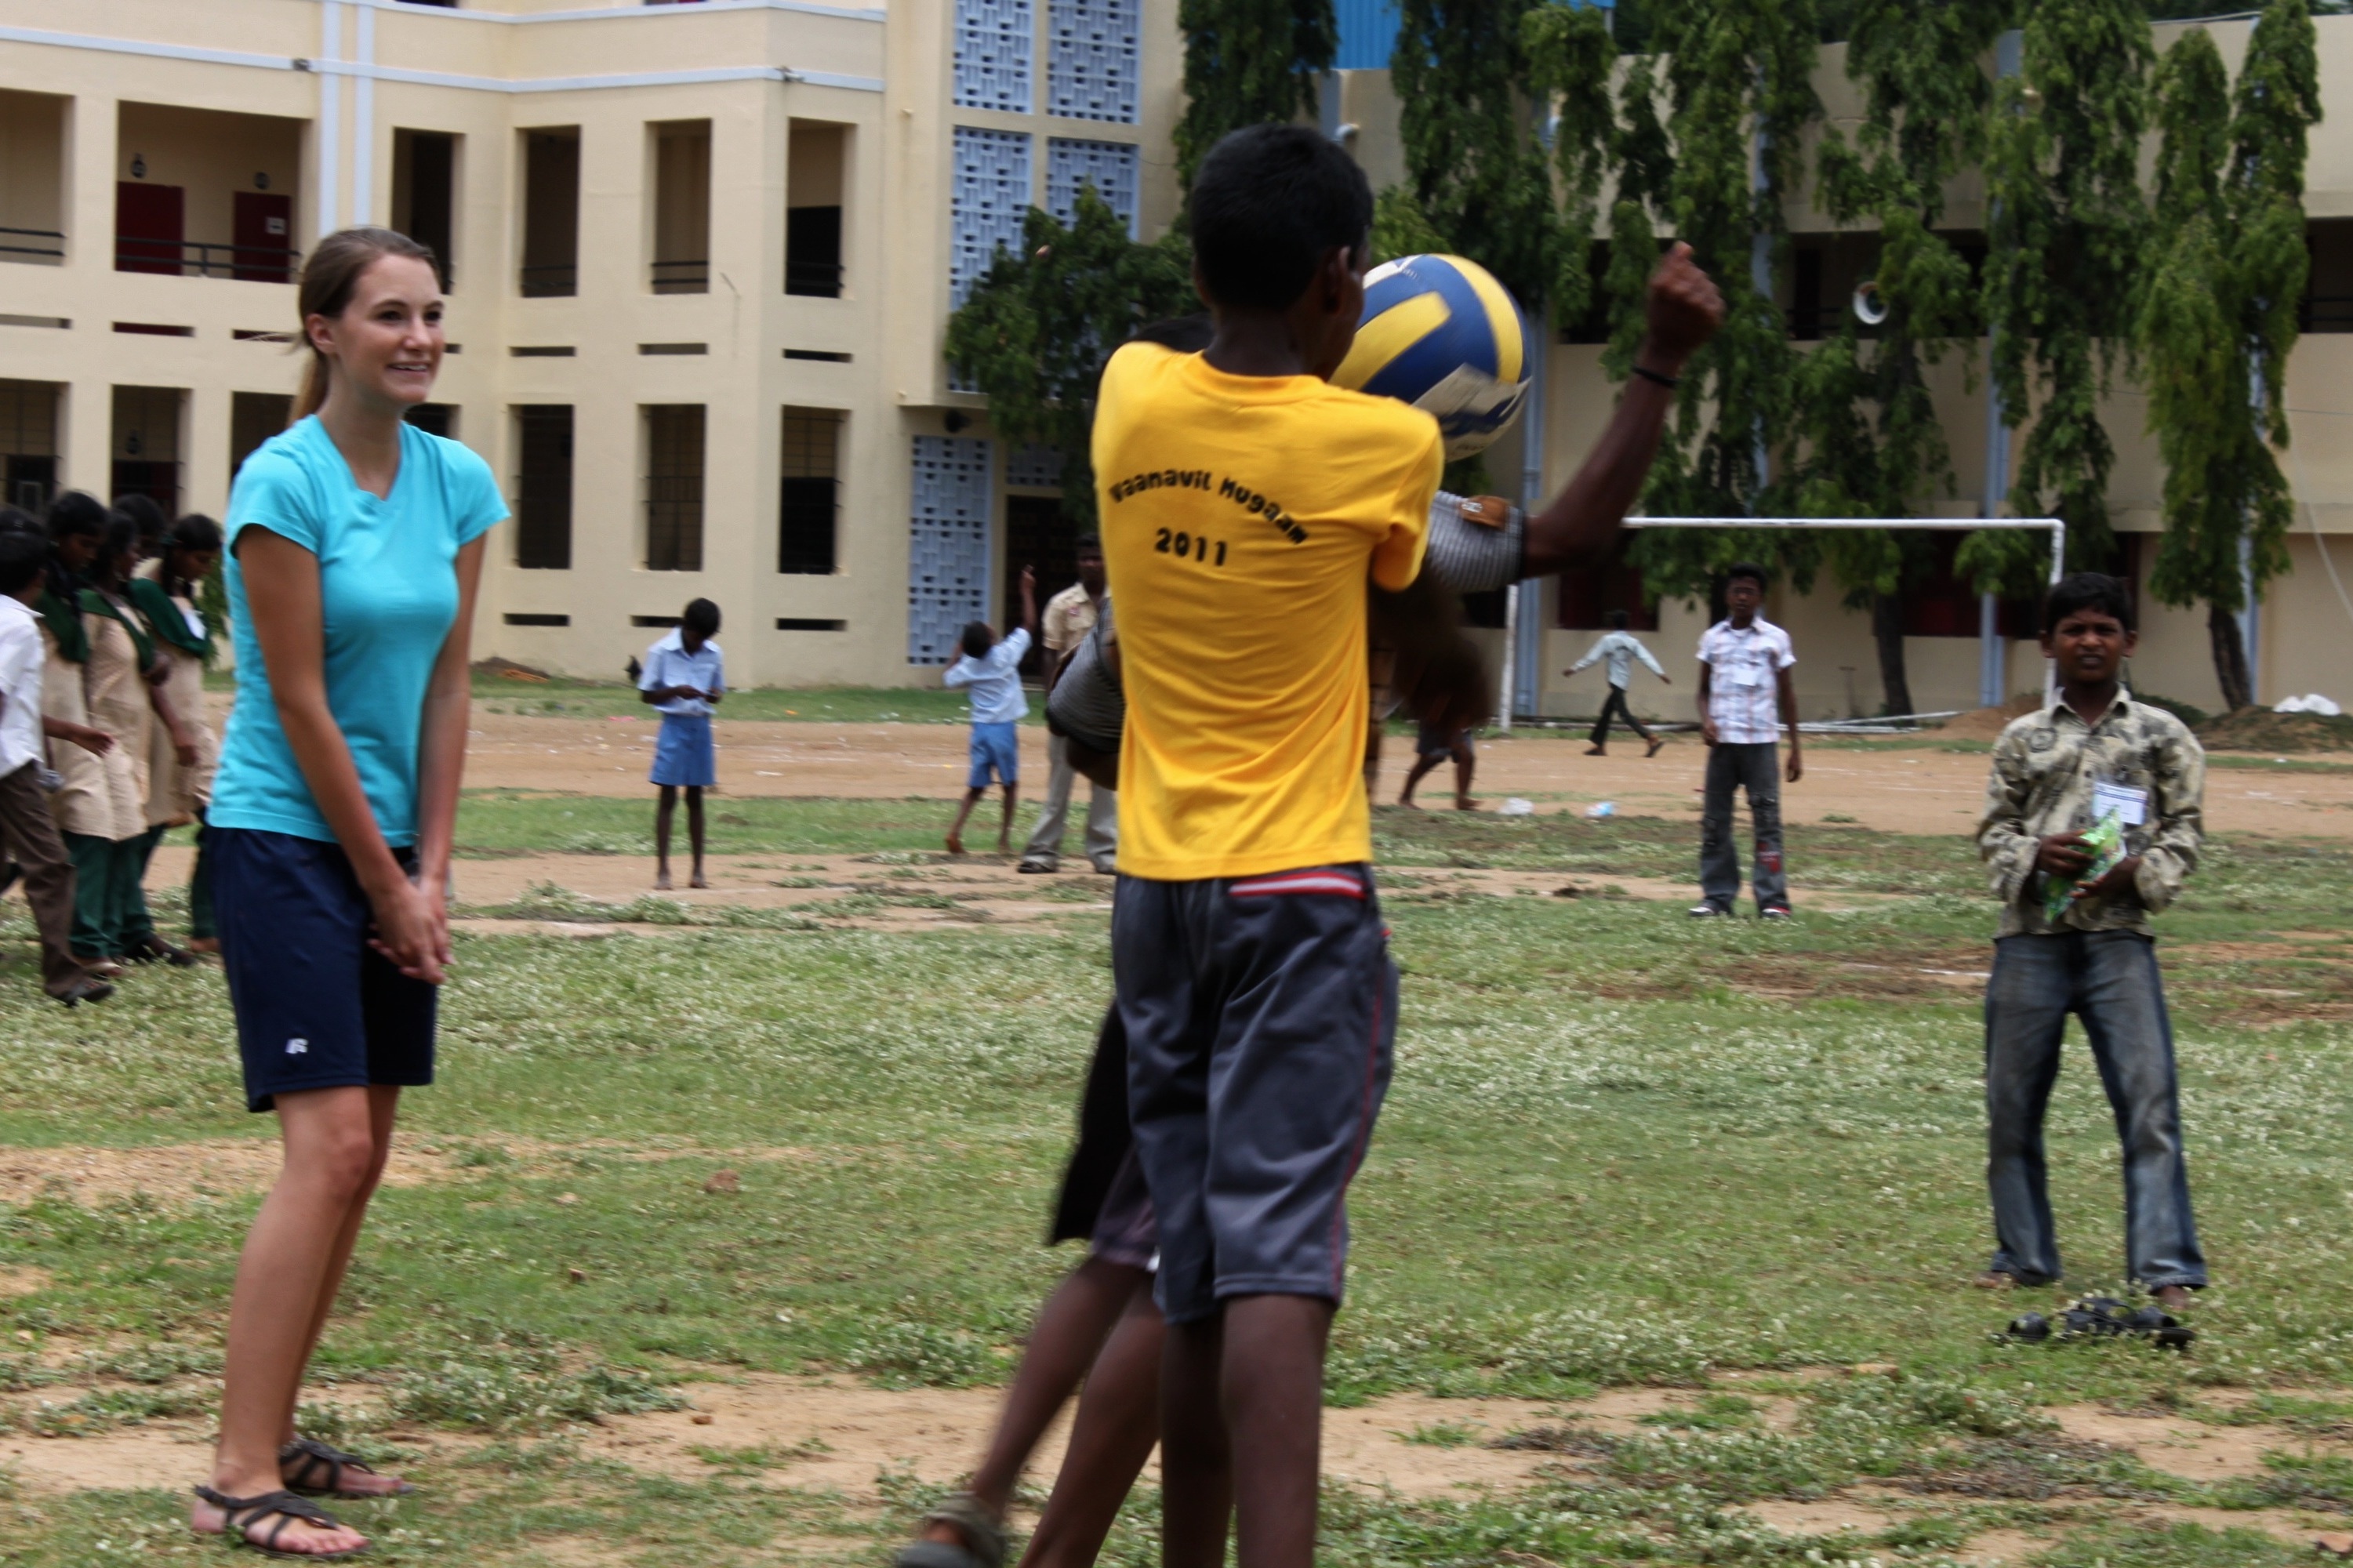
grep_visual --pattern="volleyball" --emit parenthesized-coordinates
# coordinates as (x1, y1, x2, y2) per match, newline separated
(1332, 253, 1534, 460)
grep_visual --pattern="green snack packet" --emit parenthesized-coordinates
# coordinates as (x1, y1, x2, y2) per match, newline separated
(2043, 808, 2126, 923)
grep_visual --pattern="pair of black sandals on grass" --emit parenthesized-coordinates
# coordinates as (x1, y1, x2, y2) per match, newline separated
(192, 1438, 410, 1559)
(2004, 1294, 2195, 1351)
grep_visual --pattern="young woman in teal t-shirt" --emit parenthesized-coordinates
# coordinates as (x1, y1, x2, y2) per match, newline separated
(194, 228, 504, 1560)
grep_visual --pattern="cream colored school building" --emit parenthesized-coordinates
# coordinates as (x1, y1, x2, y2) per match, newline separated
(2, 3, 2348, 715)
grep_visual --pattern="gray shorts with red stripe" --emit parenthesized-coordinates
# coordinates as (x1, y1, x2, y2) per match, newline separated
(1112, 863, 1398, 1324)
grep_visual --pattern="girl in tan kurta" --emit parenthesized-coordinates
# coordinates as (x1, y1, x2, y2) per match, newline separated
(129, 516, 221, 956)
(35, 499, 125, 972)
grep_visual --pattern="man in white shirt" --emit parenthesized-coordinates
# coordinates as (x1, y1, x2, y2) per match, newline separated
(1019, 537, 1117, 874)
(1692, 563, 1801, 917)
(942, 566, 1037, 856)
(0, 524, 112, 1004)
(1567, 609, 1672, 757)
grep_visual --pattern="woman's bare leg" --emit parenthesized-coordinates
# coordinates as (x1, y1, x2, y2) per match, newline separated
(199, 1086, 387, 1555)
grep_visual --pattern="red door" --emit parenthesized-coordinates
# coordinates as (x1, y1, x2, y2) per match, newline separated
(233, 191, 294, 281)
(115, 182, 184, 274)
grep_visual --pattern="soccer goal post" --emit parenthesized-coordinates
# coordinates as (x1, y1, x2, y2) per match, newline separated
(1501, 514, 2066, 729)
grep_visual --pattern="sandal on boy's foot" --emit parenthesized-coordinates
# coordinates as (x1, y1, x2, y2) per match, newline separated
(280, 1436, 415, 1498)
(56, 976, 113, 1008)
(1646, 737, 1665, 757)
(191, 1486, 370, 1559)
(132, 935, 202, 968)
(893, 1492, 1006, 1568)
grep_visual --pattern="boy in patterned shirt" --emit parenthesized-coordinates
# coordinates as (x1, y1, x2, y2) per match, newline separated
(1692, 562, 1800, 916)
(1974, 572, 2206, 1310)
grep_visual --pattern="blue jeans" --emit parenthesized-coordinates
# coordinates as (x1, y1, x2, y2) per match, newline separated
(1699, 742, 1787, 911)
(1984, 931, 2206, 1290)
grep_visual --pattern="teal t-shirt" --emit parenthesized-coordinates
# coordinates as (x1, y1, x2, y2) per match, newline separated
(212, 416, 507, 847)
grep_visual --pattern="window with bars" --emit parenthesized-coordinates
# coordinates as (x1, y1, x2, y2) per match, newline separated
(1046, 0, 1138, 124)
(520, 128, 580, 297)
(953, 0, 1033, 113)
(649, 120, 711, 294)
(644, 405, 705, 572)
(950, 127, 1031, 307)
(779, 407, 841, 575)
(1045, 138, 1138, 236)
(0, 379, 60, 514)
(786, 121, 848, 297)
(907, 434, 993, 662)
(514, 405, 574, 570)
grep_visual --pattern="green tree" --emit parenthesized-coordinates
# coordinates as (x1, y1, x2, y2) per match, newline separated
(1389, 0, 1563, 312)
(1795, 0, 2013, 714)
(1625, 0, 1825, 608)
(2137, 0, 2319, 710)
(1966, 0, 2151, 594)
(1174, 0, 1334, 187)
(943, 188, 1197, 525)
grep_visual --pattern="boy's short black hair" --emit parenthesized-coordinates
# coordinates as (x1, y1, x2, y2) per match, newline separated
(168, 514, 223, 555)
(2042, 572, 2135, 635)
(1074, 533, 1103, 556)
(45, 491, 107, 542)
(1725, 561, 1768, 589)
(1189, 125, 1374, 311)
(1607, 608, 1629, 630)
(0, 526, 45, 596)
(681, 597, 721, 637)
(960, 620, 995, 659)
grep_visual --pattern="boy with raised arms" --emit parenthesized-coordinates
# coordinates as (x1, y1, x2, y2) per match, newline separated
(1096, 123, 1723, 1568)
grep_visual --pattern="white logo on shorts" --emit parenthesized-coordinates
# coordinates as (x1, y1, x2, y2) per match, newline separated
(285, 1038, 309, 1055)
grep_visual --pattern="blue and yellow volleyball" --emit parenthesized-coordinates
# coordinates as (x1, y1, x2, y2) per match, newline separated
(1332, 253, 1534, 460)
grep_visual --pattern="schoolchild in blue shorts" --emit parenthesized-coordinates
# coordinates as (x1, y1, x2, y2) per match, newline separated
(638, 597, 724, 890)
(941, 564, 1037, 856)
(197, 227, 504, 1559)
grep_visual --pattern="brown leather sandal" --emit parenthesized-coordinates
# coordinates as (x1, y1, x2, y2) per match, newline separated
(280, 1437, 415, 1498)
(192, 1486, 370, 1559)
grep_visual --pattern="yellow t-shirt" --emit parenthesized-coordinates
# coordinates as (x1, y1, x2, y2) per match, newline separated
(1093, 341, 1443, 880)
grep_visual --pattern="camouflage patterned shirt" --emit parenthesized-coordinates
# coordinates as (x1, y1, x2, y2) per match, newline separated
(1976, 694, 2205, 938)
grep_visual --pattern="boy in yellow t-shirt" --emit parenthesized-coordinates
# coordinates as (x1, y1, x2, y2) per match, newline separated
(1095, 125, 1436, 1568)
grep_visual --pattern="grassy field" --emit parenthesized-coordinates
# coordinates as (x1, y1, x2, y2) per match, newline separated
(0, 797, 2348, 1565)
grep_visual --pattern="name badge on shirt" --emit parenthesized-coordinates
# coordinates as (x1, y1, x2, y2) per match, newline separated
(2091, 779, 2149, 826)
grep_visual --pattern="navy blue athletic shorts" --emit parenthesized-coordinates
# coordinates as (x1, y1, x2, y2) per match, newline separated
(211, 827, 438, 1113)
(1113, 863, 1397, 1323)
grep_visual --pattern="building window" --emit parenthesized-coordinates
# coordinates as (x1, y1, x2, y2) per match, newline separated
(111, 386, 183, 517)
(113, 103, 300, 281)
(0, 379, 60, 512)
(779, 407, 841, 575)
(520, 128, 580, 297)
(649, 120, 710, 294)
(514, 405, 573, 570)
(786, 121, 847, 298)
(1045, 138, 1138, 236)
(950, 128, 1031, 307)
(644, 405, 705, 572)
(392, 129, 458, 290)
(1047, 0, 1139, 125)
(953, 0, 1033, 114)
(404, 402, 458, 439)
(0, 90, 68, 267)
(2307, 218, 2353, 332)
(229, 391, 290, 483)
(907, 434, 993, 662)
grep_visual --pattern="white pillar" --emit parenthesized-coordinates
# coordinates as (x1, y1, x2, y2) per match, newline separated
(317, 2, 344, 237)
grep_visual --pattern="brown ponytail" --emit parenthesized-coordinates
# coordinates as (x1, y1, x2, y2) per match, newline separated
(292, 227, 441, 423)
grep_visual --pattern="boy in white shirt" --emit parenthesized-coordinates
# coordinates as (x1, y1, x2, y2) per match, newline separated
(1693, 563, 1801, 917)
(638, 597, 725, 890)
(0, 521, 113, 1004)
(942, 566, 1036, 856)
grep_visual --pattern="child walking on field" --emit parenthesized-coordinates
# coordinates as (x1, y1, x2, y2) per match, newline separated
(640, 598, 724, 891)
(942, 565, 1036, 857)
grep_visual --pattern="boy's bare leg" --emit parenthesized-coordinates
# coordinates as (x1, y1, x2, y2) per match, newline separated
(997, 784, 1019, 855)
(908, 1257, 1149, 1555)
(685, 786, 709, 887)
(1224, 1294, 1331, 1568)
(654, 785, 677, 889)
(1019, 1281, 1167, 1568)
(1160, 1313, 1234, 1568)
(1398, 753, 1440, 808)
(1453, 745, 1479, 811)
(946, 786, 984, 855)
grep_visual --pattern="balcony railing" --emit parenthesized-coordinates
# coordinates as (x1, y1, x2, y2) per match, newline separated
(1, 227, 64, 262)
(519, 261, 578, 298)
(114, 236, 299, 282)
(786, 257, 843, 299)
(651, 257, 708, 294)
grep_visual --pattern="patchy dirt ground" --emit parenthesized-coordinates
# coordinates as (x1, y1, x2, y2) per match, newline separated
(441, 709, 2353, 841)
